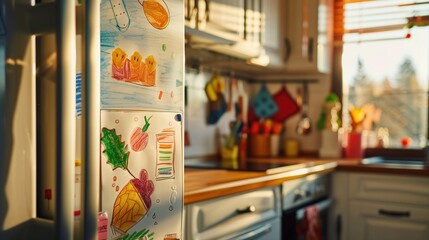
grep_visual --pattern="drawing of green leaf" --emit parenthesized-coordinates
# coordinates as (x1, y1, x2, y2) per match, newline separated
(101, 127, 130, 170)
(117, 228, 154, 240)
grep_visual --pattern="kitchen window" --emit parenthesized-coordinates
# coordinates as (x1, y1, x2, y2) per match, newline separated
(335, 0, 429, 149)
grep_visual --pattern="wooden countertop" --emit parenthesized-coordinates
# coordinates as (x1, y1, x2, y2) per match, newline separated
(335, 158, 429, 176)
(184, 157, 429, 205)
(184, 159, 337, 205)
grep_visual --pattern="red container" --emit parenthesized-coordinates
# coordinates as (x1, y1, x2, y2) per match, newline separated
(345, 132, 363, 159)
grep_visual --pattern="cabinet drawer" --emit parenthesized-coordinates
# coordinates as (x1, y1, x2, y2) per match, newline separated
(349, 173, 429, 206)
(349, 200, 429, 240)
(186, 186, 281, 240)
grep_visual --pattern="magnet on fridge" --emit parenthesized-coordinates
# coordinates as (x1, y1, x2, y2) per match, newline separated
(109, 0, 131, 32)
(98, 212, 108, 240)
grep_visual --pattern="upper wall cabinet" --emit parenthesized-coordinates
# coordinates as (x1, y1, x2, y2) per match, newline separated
(185, 0, 264, 60)
(262, 0, 332, 74)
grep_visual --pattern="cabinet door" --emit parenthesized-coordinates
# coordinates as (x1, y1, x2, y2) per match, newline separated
(283, 0, 319, 71)
(349, 201, 429, 240)
(262, 0, 326, 72)
(261, 0, 282, 66)
(199, 0, 245, 41)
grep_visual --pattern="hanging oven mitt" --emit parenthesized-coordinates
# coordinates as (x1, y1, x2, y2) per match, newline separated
(205, 74, 227, 124)
(271, 86, 300, 122)
(253, 85, 278, 119)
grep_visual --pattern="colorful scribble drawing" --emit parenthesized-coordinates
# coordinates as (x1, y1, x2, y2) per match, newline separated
(112, 48, 157, 87)
(130, 116, 152, 152)
(111, 169, 154, 235)
(110, 0, 131, 32)
(101, 127, 155, 237)
(155, 128, 175, 180)
(112, 47, 130, 81)
(139, 0, 170, 30)
(101, 128, 130, 171)
(117, 228, 155, 240)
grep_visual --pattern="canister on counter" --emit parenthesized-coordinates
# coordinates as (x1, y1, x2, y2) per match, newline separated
(285, 139, 299, 157)
(248, 134, 271, 157)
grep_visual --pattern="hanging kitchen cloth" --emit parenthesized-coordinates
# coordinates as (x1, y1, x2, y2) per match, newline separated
(305, 205, 322, 240)
(271, 86, 300, 122)
(205, 74, 227, 124)
(252, 85, 278, 119)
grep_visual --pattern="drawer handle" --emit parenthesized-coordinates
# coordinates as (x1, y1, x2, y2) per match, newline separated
(378, 209, 410, 218)
(236, 205, 256, 214)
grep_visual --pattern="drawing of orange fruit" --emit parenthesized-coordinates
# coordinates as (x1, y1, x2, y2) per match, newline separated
(142, 0, 170, 30)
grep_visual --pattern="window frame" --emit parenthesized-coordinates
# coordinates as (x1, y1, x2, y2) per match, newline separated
(332, 0, 429, 158)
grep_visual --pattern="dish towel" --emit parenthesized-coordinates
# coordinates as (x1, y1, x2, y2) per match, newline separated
(305, 204, 322, 240)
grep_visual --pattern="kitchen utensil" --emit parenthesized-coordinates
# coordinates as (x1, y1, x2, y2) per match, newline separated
(296, 83, 312, 135)
(237, 80, 248, 123)
(205, 74, 227, 124)
(253, 85, 278, 119)
(271, 85, 300, 122)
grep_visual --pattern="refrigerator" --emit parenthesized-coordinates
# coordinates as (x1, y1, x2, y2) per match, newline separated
(0, 0, 184, 240)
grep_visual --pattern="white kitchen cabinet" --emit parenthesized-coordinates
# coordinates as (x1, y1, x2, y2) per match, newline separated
(185, 0, 264, 60)
(185, 186, 281, 240)
(262, 0, 331, 74)
(349, 201, 429, 240)
(330, 172, 429, 240)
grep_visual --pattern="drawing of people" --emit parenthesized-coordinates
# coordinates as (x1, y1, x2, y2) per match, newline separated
(129, 51, 146, 83)
(143, 55, 156, 86)
(112, 47, 130, 80)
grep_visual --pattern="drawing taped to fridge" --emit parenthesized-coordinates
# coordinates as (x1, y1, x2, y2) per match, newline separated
(101, 0, 184, 111)
(100, 110, 182, 240)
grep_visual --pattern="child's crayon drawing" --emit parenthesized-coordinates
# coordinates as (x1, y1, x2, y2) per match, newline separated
(101, 0, 183, 110)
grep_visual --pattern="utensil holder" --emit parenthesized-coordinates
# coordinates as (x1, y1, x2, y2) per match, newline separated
(221, 146, 238, 161)
(249, 134, 271, 157)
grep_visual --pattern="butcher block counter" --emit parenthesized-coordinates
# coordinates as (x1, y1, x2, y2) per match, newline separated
(184, 159, 337, 205)
(184, 157, 429, 205)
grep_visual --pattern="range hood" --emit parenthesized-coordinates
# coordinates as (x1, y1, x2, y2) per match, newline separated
(185, 26, 269, 66)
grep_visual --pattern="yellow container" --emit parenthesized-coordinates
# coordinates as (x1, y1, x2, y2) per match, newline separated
(221, 146, 238, 161)
(285, 139, 299, 157)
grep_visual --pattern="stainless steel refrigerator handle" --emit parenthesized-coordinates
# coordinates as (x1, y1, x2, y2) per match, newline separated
(82, 0, 101, 239)
(56, 0, 76, 239)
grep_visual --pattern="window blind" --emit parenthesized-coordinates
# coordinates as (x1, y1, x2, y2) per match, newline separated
(334, 0, 429, 42)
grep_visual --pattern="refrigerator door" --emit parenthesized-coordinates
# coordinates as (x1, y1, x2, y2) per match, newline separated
(100, 0, 184, 239)
(1, 0, 184, 239)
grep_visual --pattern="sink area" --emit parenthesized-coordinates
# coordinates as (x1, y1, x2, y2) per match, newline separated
(361, 156, 426, 169)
